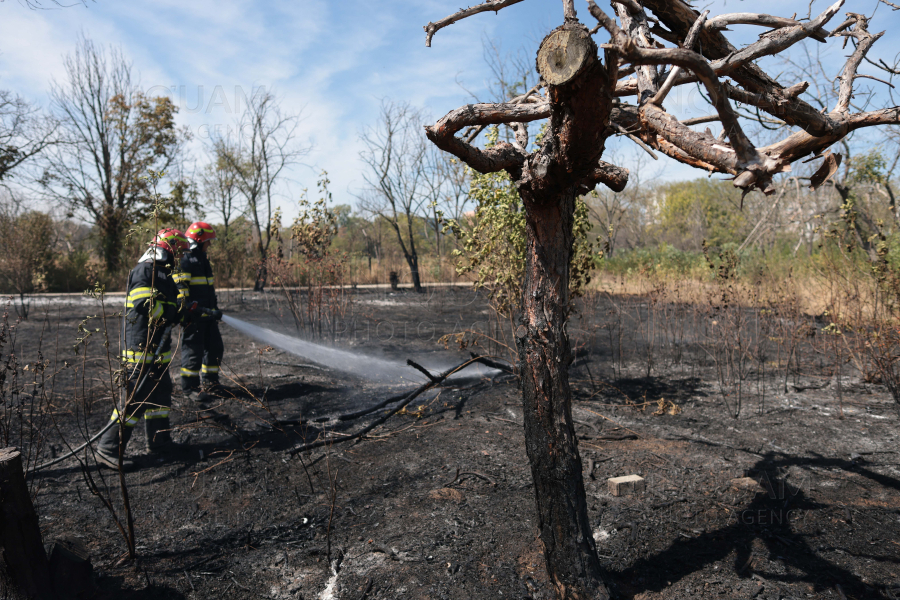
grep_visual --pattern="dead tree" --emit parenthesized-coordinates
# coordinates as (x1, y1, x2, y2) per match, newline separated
(358, 101, 430, 293)
(423, 1, 898, 598)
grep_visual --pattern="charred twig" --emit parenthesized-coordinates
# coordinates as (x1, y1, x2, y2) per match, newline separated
(288, 357, 484, 455)
(262, 359, 325, 371)
(444, 466, 497, 487)
(612, 122, 658, 160)
(407, 359, 438, 383)
(326, 459, 338, 563)
(580, 406, 642, 438)
(189, 442, 258, 486)
(469, 353, 515, 374)
(357, 577, 374, 600)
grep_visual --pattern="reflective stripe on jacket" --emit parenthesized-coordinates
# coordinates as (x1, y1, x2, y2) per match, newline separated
(177, 248, 217, 311)
(123, 259, 180, 370)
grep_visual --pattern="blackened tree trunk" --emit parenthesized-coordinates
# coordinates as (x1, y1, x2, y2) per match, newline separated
(405, 209, 423, 293)
(427, 22, 617, 598)
(516, 185, 606, 599)
(512, 25, 614, 599)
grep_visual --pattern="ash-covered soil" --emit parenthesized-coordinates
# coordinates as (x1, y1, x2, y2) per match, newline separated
(11, 286, 900, 599)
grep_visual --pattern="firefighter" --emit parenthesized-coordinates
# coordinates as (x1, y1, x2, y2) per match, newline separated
(96, 228, 189, 469)
(176, 221, 224, 404)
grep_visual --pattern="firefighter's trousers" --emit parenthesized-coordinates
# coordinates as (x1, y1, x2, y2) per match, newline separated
(180, 320, 224, 391)
(98, 365, 173, 456)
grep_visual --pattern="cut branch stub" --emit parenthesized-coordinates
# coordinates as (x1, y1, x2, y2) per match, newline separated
(537, 28, 595, 86)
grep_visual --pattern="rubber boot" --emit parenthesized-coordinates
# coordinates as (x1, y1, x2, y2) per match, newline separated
(96, 424, 134, 469)
(201, 379, 221, 398)
(182, 379, 209, 405)
(145, 417, 174, 453)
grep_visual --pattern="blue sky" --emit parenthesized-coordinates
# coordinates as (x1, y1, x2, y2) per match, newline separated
(2, 0, 899, 219)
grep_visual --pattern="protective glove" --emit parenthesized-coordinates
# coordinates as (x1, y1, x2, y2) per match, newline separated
(204, 308, 223, 321)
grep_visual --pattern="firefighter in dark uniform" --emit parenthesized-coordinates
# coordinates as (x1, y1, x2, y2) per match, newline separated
(96, 228, 189, 469)
(176, 221, 224, 403)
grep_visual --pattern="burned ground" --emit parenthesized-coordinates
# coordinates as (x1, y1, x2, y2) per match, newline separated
(9, 286, 900, 599)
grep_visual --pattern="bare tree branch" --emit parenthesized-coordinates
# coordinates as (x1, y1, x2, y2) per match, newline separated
(855, 73, 895, 88)
(705, 13, 829, 42)
(641, 0, 836, 128)
(722, 81, 844, 136)
(651, 10, 709, 106)
(423, 0, 525, 47)
(833, 13, 884, 113)
(211, 90, 307, 290)
(656, 137, 722, 172)
(590, 2, 765, 185)
(0, 91, 57, 183)
(18, 0, 92, 8)
(612, 121, 658, 160)
(681, 115, 721, 126)
(708, 1, 844, 77)
(463, 83, 543, 144)
(424, 102, 549, 174)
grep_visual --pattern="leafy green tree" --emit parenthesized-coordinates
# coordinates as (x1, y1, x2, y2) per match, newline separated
(656, 178, 747, 250)
(150, 178, 201, 231)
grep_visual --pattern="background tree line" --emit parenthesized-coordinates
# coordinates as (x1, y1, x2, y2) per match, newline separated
(4, 34, 900, 313)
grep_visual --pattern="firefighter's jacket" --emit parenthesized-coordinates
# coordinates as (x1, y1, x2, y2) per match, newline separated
(175, 247, 217, 316)
(123, 252, 180, 372)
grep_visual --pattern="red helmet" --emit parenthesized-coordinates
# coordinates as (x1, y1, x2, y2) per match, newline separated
(185, 221, 217, 244)
(151, 228, 188, 255)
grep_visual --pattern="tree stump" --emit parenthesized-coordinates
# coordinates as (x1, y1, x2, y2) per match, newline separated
(0, 448, 53, 600)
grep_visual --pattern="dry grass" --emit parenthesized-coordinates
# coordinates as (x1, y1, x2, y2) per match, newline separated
(590, 272, 856, 318)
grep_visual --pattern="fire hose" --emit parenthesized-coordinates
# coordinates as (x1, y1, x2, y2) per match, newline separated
(31, 323, 175, 473)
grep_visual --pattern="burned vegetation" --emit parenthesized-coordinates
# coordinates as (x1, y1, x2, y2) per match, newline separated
(0, 281, 897, 600)
(3, 0, 900, 599)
